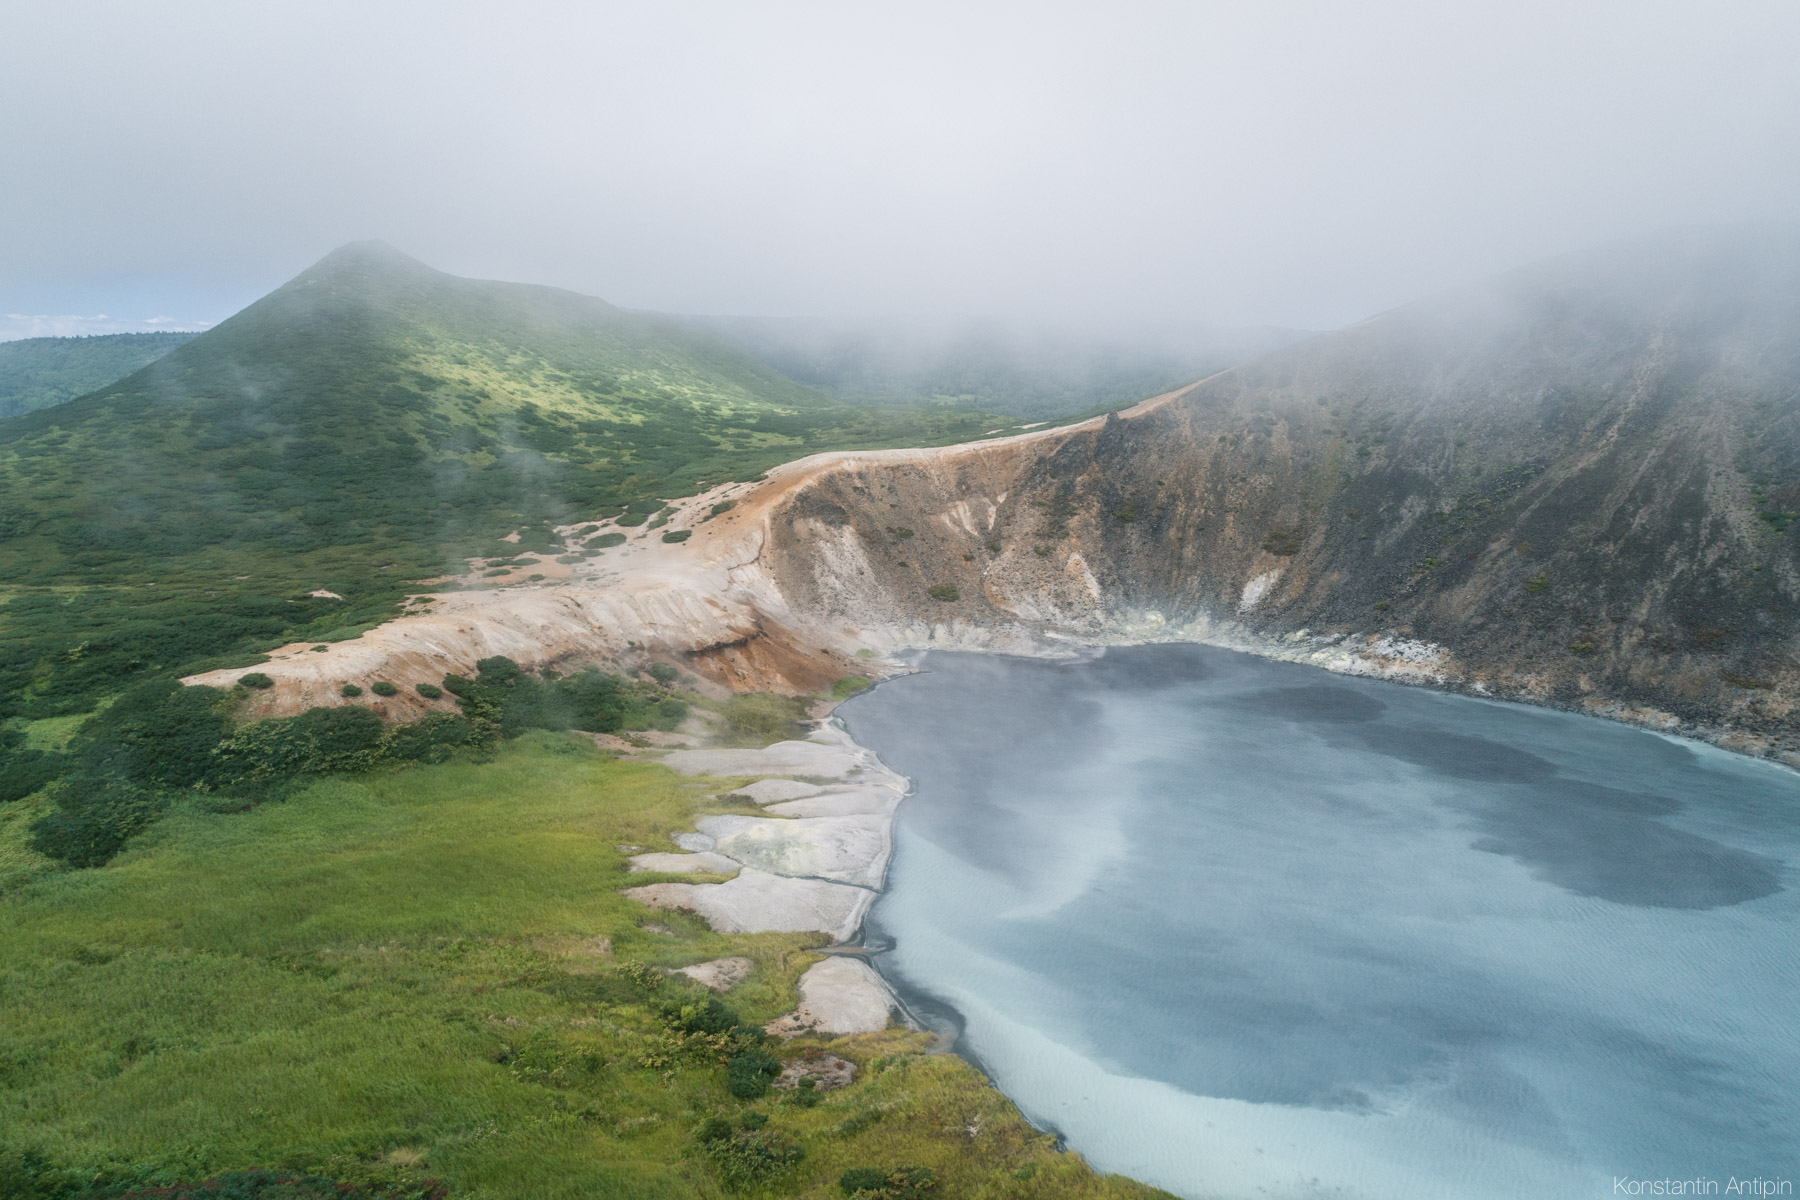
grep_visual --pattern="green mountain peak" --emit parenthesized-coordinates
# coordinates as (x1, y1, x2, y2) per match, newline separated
(0, 247, 1003, 717)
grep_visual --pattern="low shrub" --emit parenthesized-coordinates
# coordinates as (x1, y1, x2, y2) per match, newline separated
(926, 584, 958, 602)
(29, 775, 168, 868)
(840, 1165, 938, 1197)
(647, 662, 680, 684)
(615, 512, 650, 527)
(1262, 528, 1302, 556)
(238, 672, 274, 690)
(662, 530, 691, 544)
(726, 1049, 782, 1099)
(370, 681, 399, 697)
(340, 683, 363, 698)
(382, 713, 476, 764)
(695, 1117, 804, 1189)
(0, 728, 67, 803)
(212, 704, 387, 784)
(415, 682, 443, 699)
(72, 678, 231, 790)
(658, 995, 743, 1037)
(591, 532, 627, 548)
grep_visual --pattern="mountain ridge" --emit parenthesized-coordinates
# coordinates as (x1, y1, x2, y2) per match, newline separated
(198, 225, 1800, 760)
(0, 330, 198, 419)
(0, 243, 1006, 718)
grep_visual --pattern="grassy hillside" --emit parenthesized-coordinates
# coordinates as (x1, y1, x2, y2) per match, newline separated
(0, 731, 1167, 1200)
(0, 243, 1003, 719)
(0, 332, 198, 420)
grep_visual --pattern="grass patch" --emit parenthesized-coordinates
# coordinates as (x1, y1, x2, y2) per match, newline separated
(828, 677, 870, 701)
(0, 736, 1168, 1199)
(712, 694, 811, 748)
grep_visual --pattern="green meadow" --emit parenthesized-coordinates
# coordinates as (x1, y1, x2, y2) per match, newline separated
(1, 732, 1168, 1199)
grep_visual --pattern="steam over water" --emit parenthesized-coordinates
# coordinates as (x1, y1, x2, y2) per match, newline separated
(840, 647, 1800, 1199)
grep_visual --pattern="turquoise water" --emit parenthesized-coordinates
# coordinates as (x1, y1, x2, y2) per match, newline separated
(841, 646, 1800, 1200)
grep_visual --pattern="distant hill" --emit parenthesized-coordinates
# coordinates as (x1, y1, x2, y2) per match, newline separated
(686, 315, 1301, 419)
(0, 242, 1006, 717)
(0, 330, 198, 418)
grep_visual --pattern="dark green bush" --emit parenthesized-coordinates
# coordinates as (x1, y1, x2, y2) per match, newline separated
(615, 512, 650, 527)
(370, 681, 399, 697)
(702, 1127, 803, 1189)
(647, 662, 680, 684)
(340, 683, 363, 697)
(238, 672, 274, 690)
(210, 705, 386, 785)
(841, 1168, 888, 1194)
(839, 1165, 939, 1197)
(29, 775, 168, 867)
(591, 532, 627, 548)
(726, 1050, 782, 1099)
(926, 584, 958, 602)
(382, 713, 475, 764)
(474, 656, 523, 685)
(659, 995, 743, 1037)
(651, 697, 689, 730)
(694, 1116, 735, 1145)
(74, 678, 230, 790)
(415, 682, 443, 699)
(661, 529, 691, 543)
(0, 728, 65, 803)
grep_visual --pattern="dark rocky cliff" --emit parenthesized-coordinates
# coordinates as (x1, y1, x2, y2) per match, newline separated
(763, 227, 1800, 757)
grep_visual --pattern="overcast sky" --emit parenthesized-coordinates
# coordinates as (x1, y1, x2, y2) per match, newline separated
(3, 0, 1797, 338)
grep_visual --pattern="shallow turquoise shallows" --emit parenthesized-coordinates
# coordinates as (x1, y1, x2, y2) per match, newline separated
(840, 646, 1800, 1200)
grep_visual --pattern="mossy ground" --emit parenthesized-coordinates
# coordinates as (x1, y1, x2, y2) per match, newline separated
(0, 732, 1168, 1199)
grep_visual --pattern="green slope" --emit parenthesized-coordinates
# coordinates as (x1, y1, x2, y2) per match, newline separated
(0, 731, 1168, 1200)
(0, 331, 199, 419)
(0, 242, 1001, 718)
